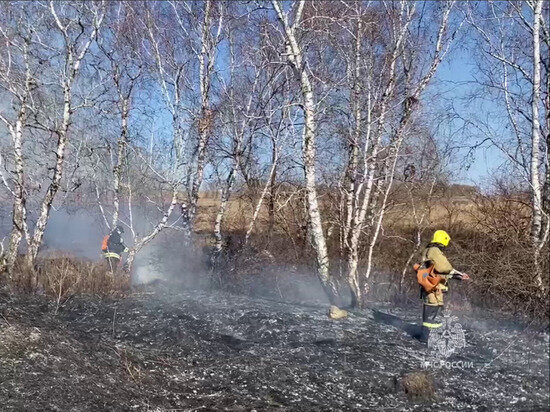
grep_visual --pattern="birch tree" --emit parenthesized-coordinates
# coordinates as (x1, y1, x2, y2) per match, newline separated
(91, 2, 177, 271)
(25, 3, 105, 279)
(0, 6, 36, 273)
(187, 0, 224, 229)
(139, 2, 195, 256)
(144, 1, 224, 240)
(212, 12, 295, 251)
(330, 0, 458, 307)
(212, 29, 259, 253)
(271, 0, 339, 304)
(92, 3, 144, 235)
(89, 2, 190, 271)
(466, 0, 549, 291)
(0, 2, 106, 282)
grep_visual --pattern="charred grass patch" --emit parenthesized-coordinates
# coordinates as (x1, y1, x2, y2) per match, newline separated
(0, 283, 548, 410)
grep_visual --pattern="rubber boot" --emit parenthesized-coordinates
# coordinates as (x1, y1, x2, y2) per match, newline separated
(419, 326, 430, 343)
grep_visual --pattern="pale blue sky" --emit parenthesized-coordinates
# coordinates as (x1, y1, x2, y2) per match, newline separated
(435, 46, 507, 186)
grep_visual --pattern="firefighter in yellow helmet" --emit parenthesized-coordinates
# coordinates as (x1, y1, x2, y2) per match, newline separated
(417, 230, 470, 342)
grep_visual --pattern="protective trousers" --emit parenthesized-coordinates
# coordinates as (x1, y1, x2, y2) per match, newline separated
(420, 284, 445, 342)
(103, 252, 121, 273)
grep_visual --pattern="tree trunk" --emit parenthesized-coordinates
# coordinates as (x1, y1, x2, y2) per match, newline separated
(126, 189, 179, 271)
(531, 0, 544, 289)
(346, 239, 361, 307)
(5, 116, 27, 274)
(25, 79, 72, 270)
(24, 2, 103, 285)
(272, 0, 339, 305)
(189, 0, 216, 228)
(244, 151, 278, 245)
(344, 2, 452, 307)
(214, 167, 237, 252)
(1, 42, 32, 275)
(299, 49, 338, 304)
(112, 97, 130, 228)
(543, 5, 550, 238)
(344, 15, 362, 306)
(267, 139, 277, 239)
(189, 109, 210, 226)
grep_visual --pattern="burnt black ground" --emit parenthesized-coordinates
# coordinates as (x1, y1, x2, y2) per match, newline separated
(1, 283, 549, 411)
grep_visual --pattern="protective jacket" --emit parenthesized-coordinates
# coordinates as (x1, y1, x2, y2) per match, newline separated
(422, 243, 453, 275)
(416, 242, 454, 334)
(102, 230, 127, 259)
(107, 231, 126, 255)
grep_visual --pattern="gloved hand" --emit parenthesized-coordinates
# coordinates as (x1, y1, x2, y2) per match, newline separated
(452, 271, 470, 280)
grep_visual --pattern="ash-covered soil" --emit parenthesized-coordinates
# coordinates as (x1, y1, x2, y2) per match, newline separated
(0, 283, 548, 411)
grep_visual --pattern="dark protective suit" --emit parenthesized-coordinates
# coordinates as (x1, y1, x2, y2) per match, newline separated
(103, 229, 128, 271)
(107, 230, 127, 256)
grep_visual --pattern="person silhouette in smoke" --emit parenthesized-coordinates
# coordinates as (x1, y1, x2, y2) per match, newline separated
(101, 225, 129, 273)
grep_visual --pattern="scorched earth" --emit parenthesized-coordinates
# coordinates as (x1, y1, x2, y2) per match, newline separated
(0, 283, 548, 411)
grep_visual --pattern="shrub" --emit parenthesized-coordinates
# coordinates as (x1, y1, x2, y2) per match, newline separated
(8, 254, 131, 312)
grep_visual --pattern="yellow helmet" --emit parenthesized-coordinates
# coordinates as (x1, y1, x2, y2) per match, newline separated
(431, 230, 451, 247)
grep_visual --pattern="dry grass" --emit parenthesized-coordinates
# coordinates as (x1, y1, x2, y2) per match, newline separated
(195, 185, 482, 237)
(397, 371, 435, 401)
(9, 255, 131, 311)
(197, 183, 548, 319)
(195, 196, 258, 234)
(4, 183, 547, 319)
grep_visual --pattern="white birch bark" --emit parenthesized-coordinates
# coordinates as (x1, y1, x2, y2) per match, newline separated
(126, 189, 179, 270)
(543, 0, 550, 245)
(468, 0, 548, 292)
(343, 14, 363, 305)
(188, 0, 224, 230)
(343, 0, 456, 306)
(244, 149, 279, 245)
(145, 5, 189, 248)
(272, 0, 339, 304)
(5, 109, 27, 272)
(0, 40, 33, 274)
(24, 3, 105, 275)
(343, 1, 415, 306)
(111, 91, 131, 229)
(530, 0, 544, 289)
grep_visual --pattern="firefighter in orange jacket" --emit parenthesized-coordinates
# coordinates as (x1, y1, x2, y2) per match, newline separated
(101, 225, 129, 272)
(418, 230, 469, 342)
